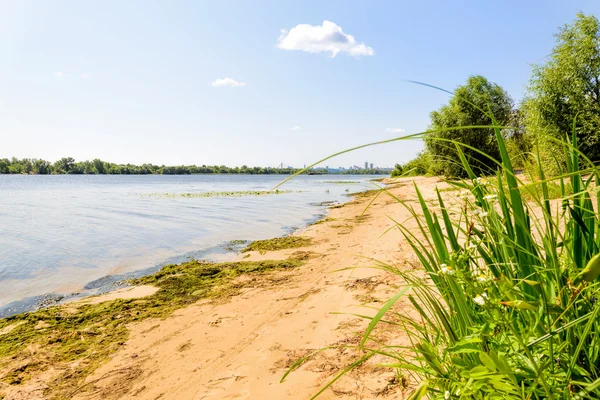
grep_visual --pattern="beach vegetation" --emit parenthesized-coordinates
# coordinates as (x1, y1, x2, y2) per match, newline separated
(241, 236, 313, 254)
(289, 118, 600, 399)
(364, 124, 600, 399)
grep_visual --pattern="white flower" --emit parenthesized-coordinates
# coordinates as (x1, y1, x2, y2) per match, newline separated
(440, 264, 455, 276)
(484, 194, 497, 201)
(457, 190, 470, 200)
(480, 211, 489, 217)
(473, 207, 482, 215)
(445, 391, 451, 399)
(473, 294, 486, 306)
(477, 275, 490, 282)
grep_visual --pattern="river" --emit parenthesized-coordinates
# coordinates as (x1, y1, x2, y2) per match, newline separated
(0, 174, 381, 315)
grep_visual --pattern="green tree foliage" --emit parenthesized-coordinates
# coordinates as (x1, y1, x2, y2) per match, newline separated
(425, 75, 513, 177)
(54, 157, 75, 174)
(0, 157, 390, 175)
(505, 108, 532, 169)
(391, 151, 431, 177)
(524, 13, 600, 161)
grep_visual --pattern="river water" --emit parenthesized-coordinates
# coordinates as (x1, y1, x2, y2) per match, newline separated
(0, 174, 380, 315)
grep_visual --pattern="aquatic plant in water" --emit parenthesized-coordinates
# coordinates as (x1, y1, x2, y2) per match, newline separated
(140, 190, 294, 198)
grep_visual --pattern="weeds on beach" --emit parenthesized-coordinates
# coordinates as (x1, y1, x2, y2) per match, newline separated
(365, 129, 600, 398)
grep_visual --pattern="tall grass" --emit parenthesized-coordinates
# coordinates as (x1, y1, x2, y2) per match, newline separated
(282, 124, 600, 399)
(364, 128, 600, 399)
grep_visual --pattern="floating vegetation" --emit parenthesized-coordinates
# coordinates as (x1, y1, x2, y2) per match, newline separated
(323, 180, 362, 184)
(141, 190, 294, 199)
(241, 236, 313, 254)
(0, 258, 303, 398)
(223, 239, 250, 252)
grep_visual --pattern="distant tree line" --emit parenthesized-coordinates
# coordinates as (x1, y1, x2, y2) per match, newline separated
(393, 13, 600, 178)
(0, 157, 390, 175)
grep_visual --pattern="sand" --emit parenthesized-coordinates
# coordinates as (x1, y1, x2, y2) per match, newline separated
(6, 176, 450, 400)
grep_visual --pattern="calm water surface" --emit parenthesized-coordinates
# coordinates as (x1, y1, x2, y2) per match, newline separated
(0, 174, 380, 314)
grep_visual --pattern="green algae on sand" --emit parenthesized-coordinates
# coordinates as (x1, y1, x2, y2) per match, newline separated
(0, 258, 303, 399)
(241, 236, 313, 254)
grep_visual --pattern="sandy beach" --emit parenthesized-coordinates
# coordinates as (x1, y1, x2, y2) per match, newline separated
(1, 176, 449, 400)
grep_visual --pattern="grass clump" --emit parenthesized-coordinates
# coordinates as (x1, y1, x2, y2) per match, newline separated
(241, 236, 312, 254)
(0, 258, 302, 399)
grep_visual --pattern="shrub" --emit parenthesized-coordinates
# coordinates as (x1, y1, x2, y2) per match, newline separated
(392, 151, 432, 177)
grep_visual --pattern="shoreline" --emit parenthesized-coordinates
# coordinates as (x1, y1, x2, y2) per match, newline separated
(0, 176, 448, 400)
(0, 187, 355, 318)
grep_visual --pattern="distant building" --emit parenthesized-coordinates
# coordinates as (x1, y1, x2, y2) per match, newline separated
(364, 161, 368, 169)
(370, 163, 374, 169)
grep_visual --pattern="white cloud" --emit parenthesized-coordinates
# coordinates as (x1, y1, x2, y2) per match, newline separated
(385, 128, 405, 133)
(290, 126, 301, 132)
(54, 72, 65, 77)
(210, 77, 247, 88)
(81, 73, 90, 79)
(277, 20, 374, 57)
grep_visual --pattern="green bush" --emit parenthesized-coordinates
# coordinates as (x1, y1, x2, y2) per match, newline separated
(392, 151, 432, 177)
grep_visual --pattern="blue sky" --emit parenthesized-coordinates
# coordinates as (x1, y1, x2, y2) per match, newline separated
(2, 1, 600, 168)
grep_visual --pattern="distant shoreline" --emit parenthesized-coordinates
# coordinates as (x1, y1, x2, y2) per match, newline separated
(0, 157, 392, 175)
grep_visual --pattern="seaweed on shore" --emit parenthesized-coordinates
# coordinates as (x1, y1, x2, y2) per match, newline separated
(241, 236, 313, 254)
(0, 258, 303, 399)
(347, 189, 384, 198)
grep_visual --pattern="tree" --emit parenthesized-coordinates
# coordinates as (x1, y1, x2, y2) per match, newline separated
(93, 158, 106, 174)
(524, 13, 600, 161)
(54, 157, 75, 174)
(505, 108, 532, 168)
(425, 75, 513, 177)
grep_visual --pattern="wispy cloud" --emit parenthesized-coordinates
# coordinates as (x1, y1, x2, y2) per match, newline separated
(385, 128, 405, 133)
(81, 73, 90, 79)
(277, 20, 374, 58)
(290, 126, 301, 132)
(210, 77, 247, 88)
(54, 72, 65, 78)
